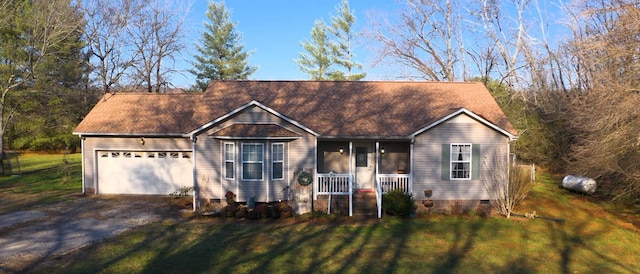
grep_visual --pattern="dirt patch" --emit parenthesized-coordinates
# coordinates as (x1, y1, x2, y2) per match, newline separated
(0, 195, 182, 273)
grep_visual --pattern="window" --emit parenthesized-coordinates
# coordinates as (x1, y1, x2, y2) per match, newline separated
(450, 144, 471, 179)
(224, 143, 235, 179)
(242, 143, 263, 180)
(356, 147, 367, 167)
(272, 143, 284, 180)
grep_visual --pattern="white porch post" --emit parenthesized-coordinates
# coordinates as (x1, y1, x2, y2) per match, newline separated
(410, 139, 414, 194)
(375, 141, 380, 180)
(349, 141, 353, 217)
(191, 136, 198, 211)
(376, 141, 381, 219)
(314, 138, 318, 201)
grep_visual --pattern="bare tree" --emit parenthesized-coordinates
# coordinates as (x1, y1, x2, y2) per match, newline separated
(0, 0, 84, 172)
(559, 0, 640, 202)
(82, 0, 138, 94)
(472, 0, 533, 91)
(366, 0, 464, 81)
(127, 0, 187, 93)
(482, 153, 533, 218)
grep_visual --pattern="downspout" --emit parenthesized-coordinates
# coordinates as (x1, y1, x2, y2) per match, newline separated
(80, 136, 85, 195)
(191, 136, 198, 212)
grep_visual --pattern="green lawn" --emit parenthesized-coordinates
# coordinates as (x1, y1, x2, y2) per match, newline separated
(0, 153, 82, 214)
(3, 154, 639, 273)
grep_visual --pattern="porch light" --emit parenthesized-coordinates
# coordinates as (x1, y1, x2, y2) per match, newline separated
(380, 147, 385, 154)
(339, 147, 344, 154)
(140, 137, 145, 145)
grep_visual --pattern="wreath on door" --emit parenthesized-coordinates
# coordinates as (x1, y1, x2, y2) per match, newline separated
(297, 171, 313, 186)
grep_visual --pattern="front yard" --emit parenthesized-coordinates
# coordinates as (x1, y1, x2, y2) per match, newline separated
(1, 154, 639, 273)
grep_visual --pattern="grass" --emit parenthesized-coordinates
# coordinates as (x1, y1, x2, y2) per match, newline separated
(3, 154, 640, 273)
(0, 153, 82, 214)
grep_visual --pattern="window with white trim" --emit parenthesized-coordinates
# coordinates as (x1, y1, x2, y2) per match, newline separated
(224, 143, 235, 179)
(242, 143, 263, 180)
(272, 143, 284, 180)
(450, 143, 471, 179)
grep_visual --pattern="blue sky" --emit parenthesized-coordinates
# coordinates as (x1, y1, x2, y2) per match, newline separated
(171, 0, 567, 88)
(173, 0, 403, 87)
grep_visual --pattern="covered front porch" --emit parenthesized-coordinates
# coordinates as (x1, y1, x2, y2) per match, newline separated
(314, 140, 413, 217)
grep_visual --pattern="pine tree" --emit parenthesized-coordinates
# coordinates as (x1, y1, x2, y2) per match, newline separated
(189, 1, 256, 91)
(328, 0, 365, 80)
(295, 20, 332, 80)
(0, 0, 85, 171)
(295, 0, 365, 81)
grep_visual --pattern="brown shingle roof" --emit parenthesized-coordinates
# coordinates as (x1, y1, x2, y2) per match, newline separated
(73, 81, 517, 137)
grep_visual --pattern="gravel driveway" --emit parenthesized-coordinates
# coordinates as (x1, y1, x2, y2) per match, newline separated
(0, 195, 180, 273)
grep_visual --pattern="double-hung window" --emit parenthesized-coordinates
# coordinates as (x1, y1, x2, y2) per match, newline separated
(224, 143, 234, 179)
(450, 143, 471, 180)
(272, 143, 284, 180)
(242, 143, 263, 180)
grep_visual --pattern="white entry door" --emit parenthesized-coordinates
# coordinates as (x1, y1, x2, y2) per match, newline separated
(354, 144, 375, 190)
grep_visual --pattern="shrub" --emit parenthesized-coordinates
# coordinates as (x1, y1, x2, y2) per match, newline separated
(277, 202, 294, 218)
(221, 205, 236, 218)
(225, 191, 236, 204)
(254, 203, 271, 218)
(247, 210, 258, 220)
(270, 206, 281, 219)
(170, 186, 194, 198)
(235, 206, 248, 218)
(382, 189, 416, 217)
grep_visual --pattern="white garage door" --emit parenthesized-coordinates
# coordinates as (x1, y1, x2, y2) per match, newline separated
(97, 151, 193, 195)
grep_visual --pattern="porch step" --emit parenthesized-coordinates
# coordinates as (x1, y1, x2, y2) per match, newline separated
(352, 192, 378, 218)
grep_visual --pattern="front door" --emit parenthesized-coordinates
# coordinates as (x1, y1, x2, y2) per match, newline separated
(354, 144, 375, 190)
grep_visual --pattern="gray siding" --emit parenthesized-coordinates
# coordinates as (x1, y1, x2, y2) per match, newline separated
(195, 106, 316, 203)
(82, 137, 192, 194)
(412, 114, 510, 200)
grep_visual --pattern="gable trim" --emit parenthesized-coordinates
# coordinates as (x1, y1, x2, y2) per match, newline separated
(411, 108, 518, 140)
(186, 100, 320, 138)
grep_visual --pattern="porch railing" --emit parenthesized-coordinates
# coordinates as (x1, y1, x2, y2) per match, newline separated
(317, 173, 352, 194)
(378, 174, 411, 194)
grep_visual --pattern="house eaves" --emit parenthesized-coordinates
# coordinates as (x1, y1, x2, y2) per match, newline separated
(73, 132, 186, 138)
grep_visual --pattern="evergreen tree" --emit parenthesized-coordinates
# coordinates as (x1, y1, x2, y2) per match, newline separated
(0, 0, 85, 166)
(295, 20, 332, 80)
(9, 9, 92, 151)
(189, 1, 256, 91)
(328, 0, 365, 80)
(295, 0, 365, 81)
